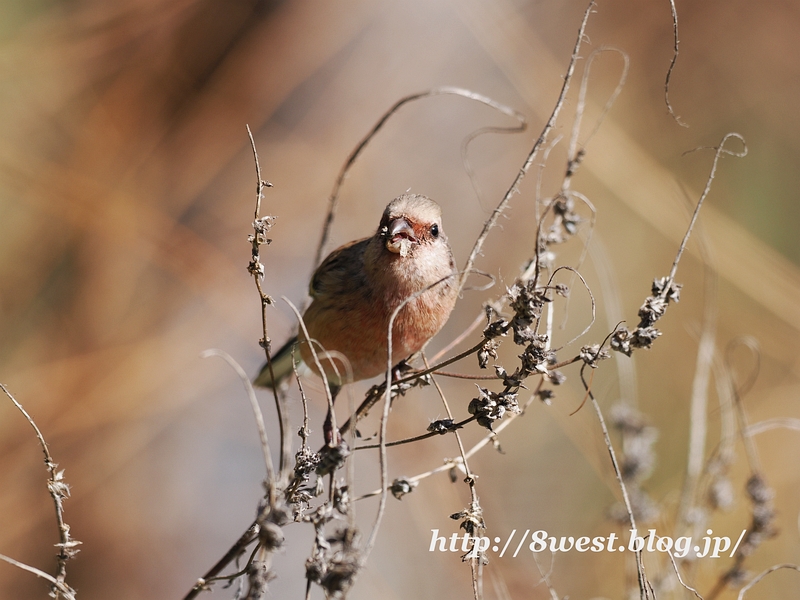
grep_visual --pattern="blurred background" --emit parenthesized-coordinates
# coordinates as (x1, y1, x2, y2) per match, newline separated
(1, 0, 798, 598)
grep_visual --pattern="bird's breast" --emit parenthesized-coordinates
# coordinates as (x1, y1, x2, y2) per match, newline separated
(299, 259, 455, 384)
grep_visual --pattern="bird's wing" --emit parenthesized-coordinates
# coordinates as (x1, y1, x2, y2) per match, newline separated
(309, 237, 370, 298)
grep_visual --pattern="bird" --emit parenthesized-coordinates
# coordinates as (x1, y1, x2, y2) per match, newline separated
(253, 193, 458, 408)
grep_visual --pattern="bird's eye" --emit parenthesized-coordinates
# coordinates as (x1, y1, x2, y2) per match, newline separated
(430, 223, 439, 238)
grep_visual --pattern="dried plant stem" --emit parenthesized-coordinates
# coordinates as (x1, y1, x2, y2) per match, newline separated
(726, 338, 763, 472)
(678, 311, 715, 508)
(246, 124, 290, 476)
(540, 266, 596, 349)
(204, 543, 261, 586)
(471, 560, 483, 600)
(293, 346, 311, 449)
(588, 238, 638, 402)
(183, 524, 260, 600)
(670, 133, 747, 285)
(664, 0, 688, 127)
(339, 335, 487, 437)
(532, 552, 560, 600)
(201, 350, 276, 499)
(433, 371, 499, 381)
(663, 544, 704, 599)
(0, 553, 76, 600)
(282, 297, 339, 440)
(430, 312, 485, 362)
(1, 384, 78, 598)
(184, 127, 288, 600)
(745, 417, 800, 436)
(712, 353, 737, 467)
(568, 47, 629, 167)
(361, 343, 395, 565)
(458, 0, 597, 293)
(361, 273, 459, 567)
(355, 415, 477, 450)
(356, 380, 544, 501)
(736, 564, 800, 600)
(423, 354, 477, 491)
(583, 374, 650, 596)
(677, 220, 718, 530)
(423, 353, 484, 600)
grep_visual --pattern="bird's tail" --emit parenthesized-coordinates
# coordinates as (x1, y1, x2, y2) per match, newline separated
(253, 335, 300, 388)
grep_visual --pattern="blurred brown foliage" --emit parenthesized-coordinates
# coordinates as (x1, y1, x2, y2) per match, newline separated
(0, 0, 799, 598)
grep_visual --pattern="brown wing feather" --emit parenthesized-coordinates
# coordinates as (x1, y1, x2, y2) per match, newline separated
(309, 237, 370, 298)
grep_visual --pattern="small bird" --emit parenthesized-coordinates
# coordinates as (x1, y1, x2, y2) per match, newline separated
(254, 193, 458, 401)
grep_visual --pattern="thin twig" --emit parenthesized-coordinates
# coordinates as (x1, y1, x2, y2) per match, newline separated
(532, 551, 560, 600)
(670, 134, 747, 284)
(744, 417, 800, 436)
(355, 380, 543, 501)
(361, 271, 459, 565)
(183, 524, 260, 600)
(534, 134, 563, 224)
(462, 120, 528, 211)
(664, 0, 688, 127)
(457, 0, 597, 293)
(677, 206, 717, 531)
(662, 538, 704, 599)
(0, 553, 77, 600)
(567, 47, 629, 169)
(282, 297, 339, 442)
(432, 371, 498, 380)
(423, 352, 484, 600)
(430, 312, 485, 362)
(354, 416, 477, 450)
(542, 265, 596, 350)
(204, 543, 261, 585)
(565, 196, 598, 332)
(201, 350, 276, 499)
(1, 383, 79, 596)
(292, 345, 311, 450)
(584, 374, 650, 595)
(423, 353, 477, 490)
(726, 338, 763, 474)
(711, 350, 737, 475)
(736, 564, 800, 600)
(424, 351, 485, 600)
(246, 125, 290, 476)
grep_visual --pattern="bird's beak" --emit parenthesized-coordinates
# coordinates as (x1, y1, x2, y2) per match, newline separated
(386, 217, 417, 257)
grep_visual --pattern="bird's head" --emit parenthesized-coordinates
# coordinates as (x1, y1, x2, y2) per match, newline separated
(378, 194, 445, 258)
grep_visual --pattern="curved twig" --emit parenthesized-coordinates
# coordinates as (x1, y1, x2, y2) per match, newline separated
(201, 350, 276, 500)
(282, 297, 344, 441)
(458, 0, 597, 294)
(671, 133, 747, 284)
(568, 47, 630, 169)
(736, 564, 800, 600)
(0, 553, 76, 600)
(542, 265, 596, 350)
(462, 120, 529, 211)
(315, 87, 527, 271)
